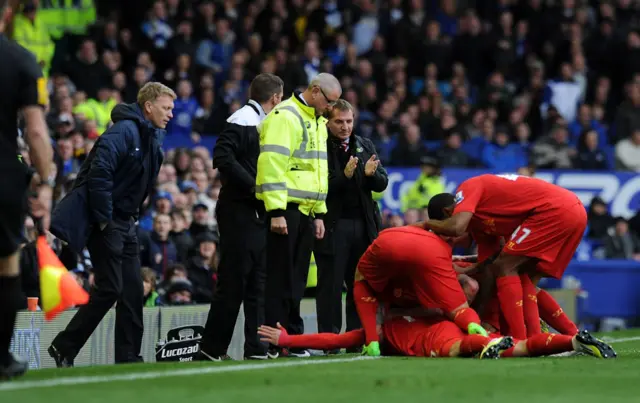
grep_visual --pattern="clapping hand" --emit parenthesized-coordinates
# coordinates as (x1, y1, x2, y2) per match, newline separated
(344, 156, 358, 178)
(364, 155, 379, 177)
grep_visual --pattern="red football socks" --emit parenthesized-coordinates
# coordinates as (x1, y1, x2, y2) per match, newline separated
(459, 335, 490, 356)
(501, 346, 515, 357)
(452, 307, 482, 332)
(525, 333, 574, 357)
(501, 334, 574, 357)
(537, 289, 579, 335)
(280, 329, 365, 351)
(521, 274, 541, 337)
(353, 280, 380, 344)
(497, 275, 527, 340)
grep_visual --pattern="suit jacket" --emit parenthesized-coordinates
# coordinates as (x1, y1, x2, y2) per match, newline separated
(315, 134, 389, 255)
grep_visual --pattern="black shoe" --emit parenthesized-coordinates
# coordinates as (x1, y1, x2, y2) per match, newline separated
(48, 345, 74, 368)
(0, 353, 28, 380)
(267, 347, 280, 359)
(195, 350, 233, 362)
(115, 356, 144, 365)
(287, 348, 311, 358)
(480, 336, 514, 359)
(573, 330, 617, 359)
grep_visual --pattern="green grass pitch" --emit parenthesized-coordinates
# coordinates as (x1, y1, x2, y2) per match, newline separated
(3, 329, 640, 403)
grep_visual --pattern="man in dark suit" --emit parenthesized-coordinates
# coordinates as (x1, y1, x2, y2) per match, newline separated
(314, 99, 388, 345)
(48, 82, 176, 367)
(198, 73, 283, 361)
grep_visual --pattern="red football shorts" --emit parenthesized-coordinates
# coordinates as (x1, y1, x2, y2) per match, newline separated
(502, 201, 587, 279)
(357, 227, 467, 313)
(382, 316, 464, 357)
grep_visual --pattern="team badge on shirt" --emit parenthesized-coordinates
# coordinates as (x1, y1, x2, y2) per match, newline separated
(455, 191, 464, 204)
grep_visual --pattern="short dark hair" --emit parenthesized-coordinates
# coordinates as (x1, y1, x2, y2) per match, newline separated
(328, 99, 355, 119)
(427, 193, 456, 221)
(249, 73, 284, 103)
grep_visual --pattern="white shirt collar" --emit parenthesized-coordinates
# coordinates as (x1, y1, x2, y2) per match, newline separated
(248, 99, 267, 120)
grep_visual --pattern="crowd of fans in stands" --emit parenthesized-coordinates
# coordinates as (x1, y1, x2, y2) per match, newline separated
(12, 0, 640, 305)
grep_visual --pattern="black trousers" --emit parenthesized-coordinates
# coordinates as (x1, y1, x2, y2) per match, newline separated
(52, 218, 143, 363)
(265, 205, 313, 337)
(315, 218, 367, 334)
(201, 201, 266, 357)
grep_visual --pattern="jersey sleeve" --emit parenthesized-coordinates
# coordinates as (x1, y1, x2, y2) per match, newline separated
(453, 180, 483, 214)
(18, 53, 47, 109)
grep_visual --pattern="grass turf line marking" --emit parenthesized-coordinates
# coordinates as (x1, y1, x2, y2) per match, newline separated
(0, 356, 378, 392)
(2, 335, 639, 392)
(603, 335, 640, 343)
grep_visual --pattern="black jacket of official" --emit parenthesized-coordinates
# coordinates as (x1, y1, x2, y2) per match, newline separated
(212, 99, 266, 219)
(51, 103, 164, 253)
(315, 134, 389, 255)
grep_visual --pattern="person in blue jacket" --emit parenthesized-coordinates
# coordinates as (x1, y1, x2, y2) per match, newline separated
(166, 79, 199, 138)
(48, 82, 176, 367)
(481, 127, 528, 171)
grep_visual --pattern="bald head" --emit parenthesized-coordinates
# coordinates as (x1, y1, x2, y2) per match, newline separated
(309, 73, 341, 94)
(304, 73, 342, 116)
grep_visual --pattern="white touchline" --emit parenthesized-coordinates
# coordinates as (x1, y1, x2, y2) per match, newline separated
(0, 356, 379, 392)
(603, 335, 640, 343)
(2, 335, 639, 392)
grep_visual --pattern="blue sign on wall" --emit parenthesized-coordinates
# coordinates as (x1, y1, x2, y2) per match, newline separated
(381, 168, 640, 218)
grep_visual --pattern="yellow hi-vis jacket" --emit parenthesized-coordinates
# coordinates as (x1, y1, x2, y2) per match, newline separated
(12, 14, 55, 77)
(73, 98, 117, 134)
(256, 94, 329, 217)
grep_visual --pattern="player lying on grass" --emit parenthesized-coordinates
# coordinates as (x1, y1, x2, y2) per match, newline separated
(353, 224, 490, 356)
(258, 275, 615, 359)
(257, 322, 614, 359)
(417, 176, 587, 341)
(259, 317, 514, 359)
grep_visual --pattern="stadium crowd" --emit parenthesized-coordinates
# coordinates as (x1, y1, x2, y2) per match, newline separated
(9, 0, 640, 307)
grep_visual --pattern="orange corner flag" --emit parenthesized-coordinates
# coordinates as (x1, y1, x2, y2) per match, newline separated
(37, 236, 89, 321)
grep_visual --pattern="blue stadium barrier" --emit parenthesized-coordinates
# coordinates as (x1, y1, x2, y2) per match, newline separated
(540, 260, 640, 319)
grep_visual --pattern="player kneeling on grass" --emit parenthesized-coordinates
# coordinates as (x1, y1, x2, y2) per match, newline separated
(259, 273, 509, 359)
(418, 175, 588, 341)
(353, 224, 491, 357)
(258, 274, 616, 359)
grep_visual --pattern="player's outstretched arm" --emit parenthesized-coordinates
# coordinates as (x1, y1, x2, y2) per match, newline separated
(421, 211, 473, 237)
(258, 323, 365, 351)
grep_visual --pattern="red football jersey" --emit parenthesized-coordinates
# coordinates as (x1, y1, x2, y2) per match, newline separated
(453, 174, 580, 239)
(379, 278, 419, 308)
